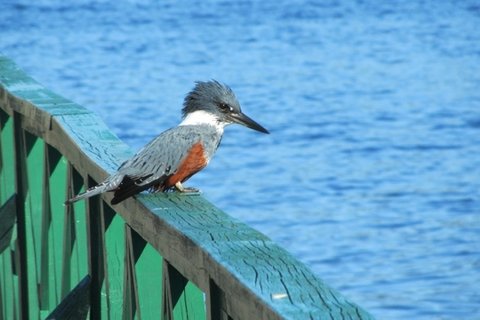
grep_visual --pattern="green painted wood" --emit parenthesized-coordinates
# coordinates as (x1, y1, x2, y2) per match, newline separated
(12, 112, 31, 320)
(85, 188, 103, 320)
(135, 243, 162, 319)
(43, 151, 69, 313)
(45, 275, 90, 320)
(0, 195, 17, 320)
(173, 282, 206, 320)
(0, 195, 16, 254)
(0, 109, 15, 204)
(0, 235, 18, 320)
(0, 55, 374, 320)
(0, 109, 18, 320)
(98, 202, 113, 320)
(162, 260, 188, 320)
(162, 260, 206, 320)
(123, 225, 140, 320)
(23, 132, 44, 320)
(39, 143, 63, 311)
(61, 164, 88, 300)
(103, 208, 125, 319)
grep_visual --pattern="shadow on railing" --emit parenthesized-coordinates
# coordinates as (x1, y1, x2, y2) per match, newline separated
(0, 55, 373, 320)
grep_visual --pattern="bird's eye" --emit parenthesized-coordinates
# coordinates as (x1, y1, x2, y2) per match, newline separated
(219, 103, 232, 112)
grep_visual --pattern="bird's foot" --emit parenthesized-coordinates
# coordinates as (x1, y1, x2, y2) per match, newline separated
(174, 182, 200, 193)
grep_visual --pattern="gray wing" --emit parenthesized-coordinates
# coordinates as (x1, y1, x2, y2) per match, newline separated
(110, 125, 220, 204)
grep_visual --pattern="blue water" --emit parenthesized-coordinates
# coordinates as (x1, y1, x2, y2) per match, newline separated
(1, 1, 480, 318)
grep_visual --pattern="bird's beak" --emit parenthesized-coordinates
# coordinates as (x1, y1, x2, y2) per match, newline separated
(230, 112, 269, 134)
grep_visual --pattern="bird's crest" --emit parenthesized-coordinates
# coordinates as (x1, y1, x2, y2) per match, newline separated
(182, 80, 238, 118)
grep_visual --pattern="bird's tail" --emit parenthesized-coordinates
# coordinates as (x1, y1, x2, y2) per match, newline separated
(64, 182, 110, 205)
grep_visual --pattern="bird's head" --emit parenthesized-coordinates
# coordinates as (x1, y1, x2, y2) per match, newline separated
(181, 80, 269, 134)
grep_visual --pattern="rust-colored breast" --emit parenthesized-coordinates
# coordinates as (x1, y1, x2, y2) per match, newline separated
(165, 142, 208, 188)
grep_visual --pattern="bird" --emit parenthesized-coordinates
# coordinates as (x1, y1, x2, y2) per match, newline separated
(66, 80, 269, 205)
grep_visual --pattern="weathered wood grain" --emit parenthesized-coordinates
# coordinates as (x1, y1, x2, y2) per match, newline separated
(0, 55, 374, 320)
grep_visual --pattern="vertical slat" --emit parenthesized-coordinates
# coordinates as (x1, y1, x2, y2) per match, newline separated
(12, 112, 29, 320)
(135, 243, 163, 319)
(0, 197, 16, 319)
(176, 282, 207, 320)
(123, 225, 144, 320)
(102, 203, 125, 319)
(39, 144, 53, 309)
(39, 144, 62, 310)
(207, 280, 230, 320)
(1, 237, 18, 320)
(162, 260, 188, 320)
(62, 163, 86, 300)
(70, 175, 88, 295)
(123, 226, 134, 320)
(0, 110, 17, 320)
(23, 131, 44, 320)
(99, 202, 114, 319)
(86, 176, 103, 320)
(61, 195, 75, 299)
(0, 109, 15, 205)
(162, 260, 207, 320)
(43, 153, 68, 314)
(66, 162, 88, 297)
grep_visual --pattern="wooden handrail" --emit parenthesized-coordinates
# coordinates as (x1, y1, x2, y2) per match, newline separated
(0, 55, 373, 319)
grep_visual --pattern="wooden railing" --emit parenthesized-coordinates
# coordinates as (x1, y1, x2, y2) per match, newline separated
(0, 55, 373, 320)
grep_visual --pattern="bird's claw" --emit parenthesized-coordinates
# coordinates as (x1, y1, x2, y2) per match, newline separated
(174, 181, 200, 193)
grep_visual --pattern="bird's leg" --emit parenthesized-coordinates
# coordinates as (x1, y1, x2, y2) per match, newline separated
(174, 181, 199, 193)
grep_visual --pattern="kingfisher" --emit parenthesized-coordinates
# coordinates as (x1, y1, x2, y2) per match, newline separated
(66, 80, 269, 205)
